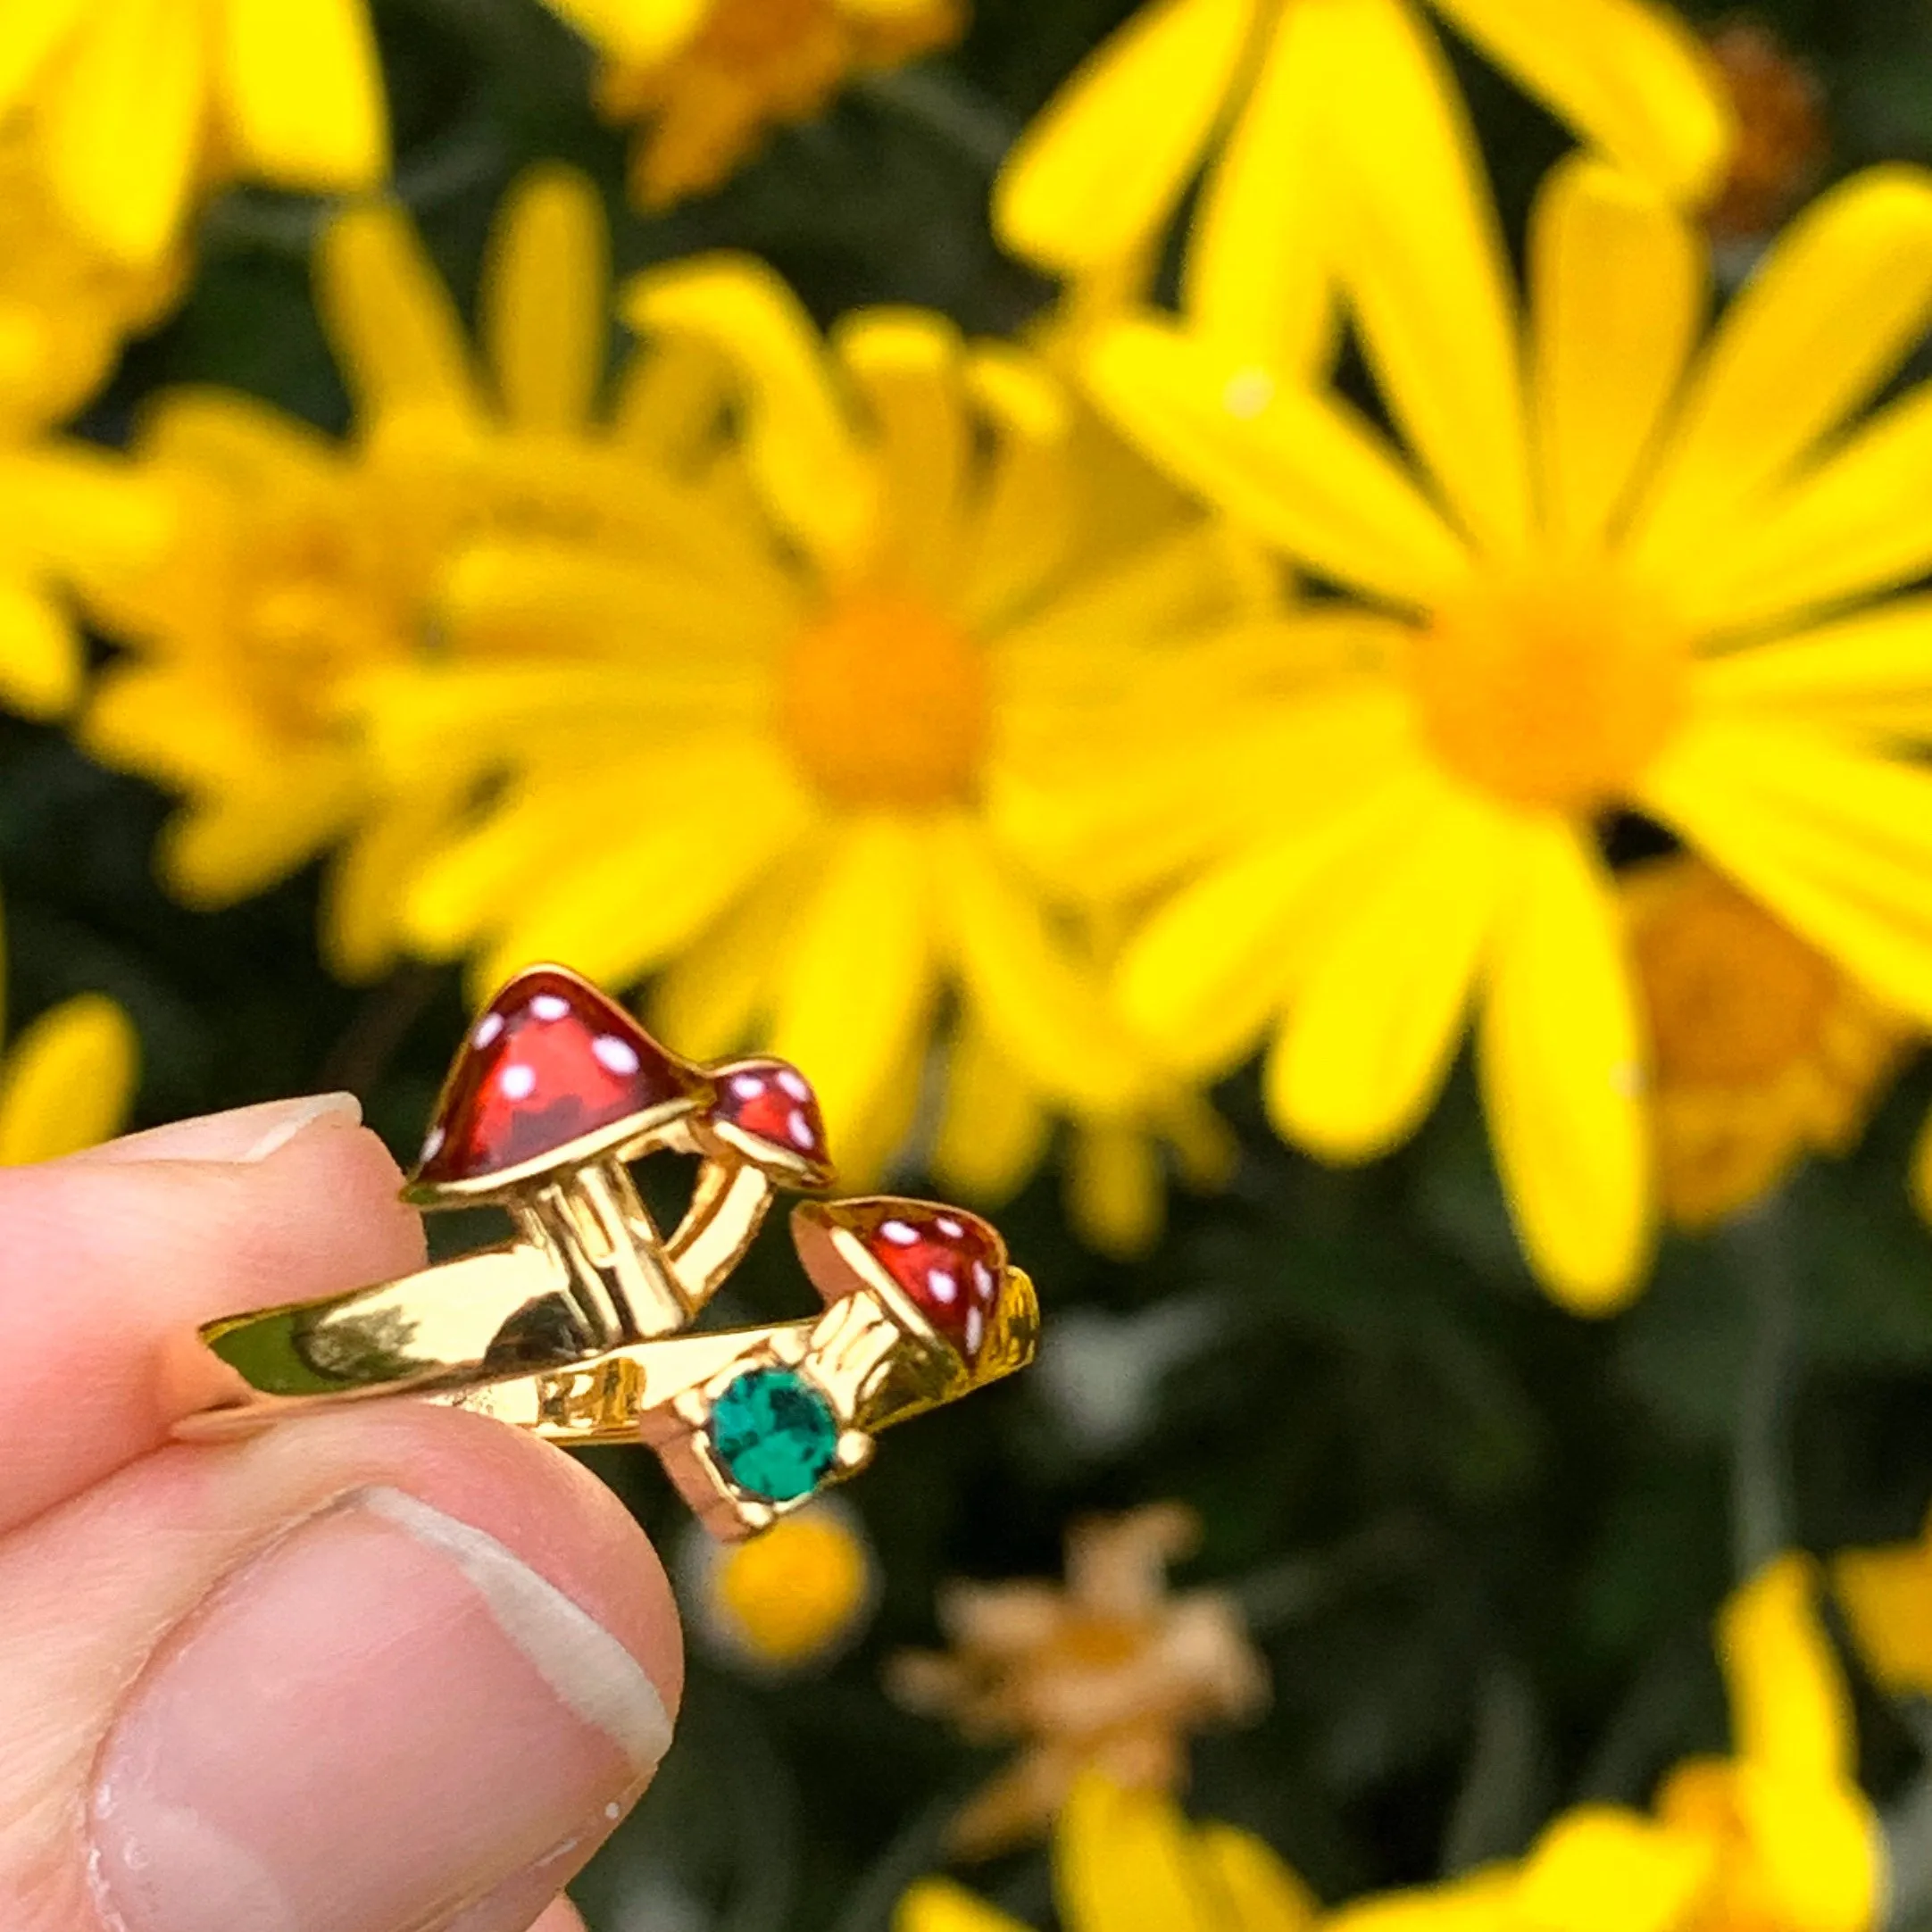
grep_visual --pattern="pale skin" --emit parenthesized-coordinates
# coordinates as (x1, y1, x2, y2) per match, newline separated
(0, 1094, 686, 1932)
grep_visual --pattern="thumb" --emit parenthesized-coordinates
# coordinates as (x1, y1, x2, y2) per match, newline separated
(1, 1403, 682, 1932)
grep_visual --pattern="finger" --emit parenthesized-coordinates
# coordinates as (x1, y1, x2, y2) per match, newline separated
(0, 1095, 425, 1534)
(448, 1888, 591, 1932)
(0, 1402, 682, 1932)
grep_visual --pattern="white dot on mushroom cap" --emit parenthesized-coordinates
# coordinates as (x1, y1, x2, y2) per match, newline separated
(730, 1071, 765, 1100)
(593, 1035, 640, 1077)
(421, 1125, 445, 1159)
(927, 1268, 957, 1304)
(965, 1306, 985, 1354)
(499, 1062, 538, 1101)
(937, 1215, 964, 1239)
(972, 1261, 996, 1302)
(787, 1108, 814, 1149)
(879, 1220, 918, 1246)
(530, 994, 570, 1022)
(778, 1068, 811, 1102)
(472, 1012, 504, 1049)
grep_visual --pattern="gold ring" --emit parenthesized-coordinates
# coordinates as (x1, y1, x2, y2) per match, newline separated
(165, 964, 1039, 1537)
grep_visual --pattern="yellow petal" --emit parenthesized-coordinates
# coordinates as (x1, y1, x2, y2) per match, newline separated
(1733, 1766, 1881, 1932)
(1529, 157, 1703, 552)
(1639, 718, 1932, 1024)
(472, 771, 806, 998)
(1439, 0, 1731, 201)
(317, 203, 484, 428)
(892, 1878, 1031, 1932)
(1660, 379, 1932, 637)
(1515, 1806, 1712, 1932)
(44, 0, 205, 263)
(0, 0, 85, 116)
(482, 164, 608, 434)
(767, 817, 940, 1162)
(622, 254, 872, 574)
(541, 0, 706, 63)
(1088, 318, 1471, 608)
(1117, 759, 1426, 1077)
(139, 385, 337, 479)
(0, 994, 138, 1164)
(1630, 166, 1932, 580)
(1182, 1, 1332, 371)
(1310, 0, 1531, 556)
(1267, 783, 1509, 1161)
(220, 0, 388, 189)
(646, 872, 799, 1062)
(322, 783, 462, 983)
(932, 1022, 1052, 1206)
(1053, 1777, 1220, 1932)
(1690, 597, 1932, 740)
(1720, 1555, 1853, 1779)
(0, 580, 79, 718)
(1193, 1822, 1320, 1932)
(1067, 1119, 1165, 1259)
(935, 817, 1152, 1114)
(1833, 1530, 1932, 1695)
(835, 309, 968, 596)
(956, 345, 1073, 632)
(1321, 1869, 1518, 1932)
(0, 446, 175, 581)
(1477, 817, 1652, 1312)
(991, 0, 1258, 279)
(161, 767, 362, 906)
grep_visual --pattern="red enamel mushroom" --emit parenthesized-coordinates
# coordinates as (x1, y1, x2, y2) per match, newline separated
(664, 1053, 837, 1307)
(791, 1195, 1038, 1386)
(408, 964, 714, 1345)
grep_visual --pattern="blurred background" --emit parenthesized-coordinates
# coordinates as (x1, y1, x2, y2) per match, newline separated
(13, 1, 1932, 1928)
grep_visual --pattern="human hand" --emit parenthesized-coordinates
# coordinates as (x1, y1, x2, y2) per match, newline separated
(0, 1095, 683, 1932)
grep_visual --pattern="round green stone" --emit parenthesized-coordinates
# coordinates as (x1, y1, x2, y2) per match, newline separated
(708, 1366, 840, 1503)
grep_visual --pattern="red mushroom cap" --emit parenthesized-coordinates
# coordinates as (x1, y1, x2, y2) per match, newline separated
(408, 965, 707, 1199)
(795, 1196, 1011, 1370)
(703, 1055, 836, 1188)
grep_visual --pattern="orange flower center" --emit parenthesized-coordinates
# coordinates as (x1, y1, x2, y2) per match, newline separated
(1410, 567, 1686, 812)
(1630, 860, 1837, 1087)
(778, 586, 990, 810)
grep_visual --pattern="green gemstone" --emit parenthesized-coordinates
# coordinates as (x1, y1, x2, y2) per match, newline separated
(708, 1366, 840, 1503)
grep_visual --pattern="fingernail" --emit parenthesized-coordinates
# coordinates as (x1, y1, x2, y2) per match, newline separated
(89, 1487, 674, 1932)
(79, 1094, 363, 1165)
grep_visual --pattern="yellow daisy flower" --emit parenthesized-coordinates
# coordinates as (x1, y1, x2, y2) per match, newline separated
(364, 233, 1264, 1185)
(1625, 856, 1908, 1230)
(1833, 1506, 1932, 1696)
(547, 0, 963, 211)
(895, 1774, 1318, 1932)
(79, 169, 625, 978)
(0, 0, 388, 266)
(994, 0, 1731, 356)
(1065, 146, 1932, 1310)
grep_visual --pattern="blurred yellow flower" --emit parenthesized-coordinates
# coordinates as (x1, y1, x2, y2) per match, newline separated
(0, 0, 388, 267)
(1068, 152, 1932, 1309)
(995, 0, 1731, 354)
(548, 0, 962, 210)
(895, 1774, 1318, 1932)
(79, 170, 629, 978)
(365, 222, 1263, 1186)
(683, 1495, 877, 1671)
(887, 1504, 1268, 1855)
(1624, 855, 1907, 1230)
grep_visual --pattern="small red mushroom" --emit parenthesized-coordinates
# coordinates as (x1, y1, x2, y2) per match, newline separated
(793, 1196, 1017, 1372)
(699, 1055, 836, 1190)
(409, 965, 708, 1203)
